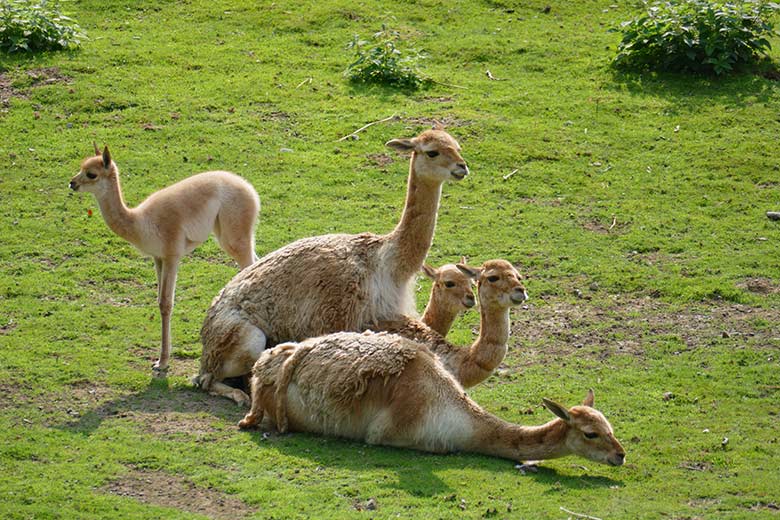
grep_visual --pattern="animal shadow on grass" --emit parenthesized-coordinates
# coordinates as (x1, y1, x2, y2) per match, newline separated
(54, 379, 622, 495)
(56, 377, 246, 437)
(241, 424, 623, 497)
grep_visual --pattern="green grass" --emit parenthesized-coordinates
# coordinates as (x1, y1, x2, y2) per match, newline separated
(1, 0, 779, 518)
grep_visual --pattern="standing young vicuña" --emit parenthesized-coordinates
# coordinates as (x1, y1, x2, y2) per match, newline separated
(379, 259, 528, 388)
(69, 144, 260, 374)
(196, 128, 468, 405)
(420, 257, 477, 337)
(239, 331, 626, 468)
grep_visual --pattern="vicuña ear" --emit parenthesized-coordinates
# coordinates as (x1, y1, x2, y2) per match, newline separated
(543, 398, 571, 423)
(386, 138, 417, 153)
(582, 388, 595, 407)
(456, 263, 481, 280)
(421, 264, 437, 281)
(432, 120, 445, 131)
(93, 141, 100, 156)
(102, 146, 112, 169)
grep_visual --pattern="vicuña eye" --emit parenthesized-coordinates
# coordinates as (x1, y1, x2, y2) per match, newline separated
(444, 281, 455, 288)
(86, 172, 97, 179)
(487, 276, 499, 283)
(584, 432, 599, 439)
(425, 151, 439, 158)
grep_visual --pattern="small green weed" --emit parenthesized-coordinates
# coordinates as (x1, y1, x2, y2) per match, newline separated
(0, 0, 85, 53)
(345, 25, 428, 89)
(613, 0, 780, 75)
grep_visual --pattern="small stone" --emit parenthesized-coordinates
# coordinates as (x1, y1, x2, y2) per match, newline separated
(722, 331, 730, 338)
(365, 498, 377, 511)
(663, 392, 674, 401)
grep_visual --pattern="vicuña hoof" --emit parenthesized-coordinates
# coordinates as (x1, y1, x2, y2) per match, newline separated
(515, 462, 540, 475)
(152, 363, 169, 378)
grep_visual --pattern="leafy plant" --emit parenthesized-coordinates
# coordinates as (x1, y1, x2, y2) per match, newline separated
(345, 25, 428, 89)
(613, 0, 780, 75)
(0, 0, 85, 53)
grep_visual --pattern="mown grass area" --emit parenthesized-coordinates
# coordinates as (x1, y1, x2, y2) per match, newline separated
(1, 0, 779, 518)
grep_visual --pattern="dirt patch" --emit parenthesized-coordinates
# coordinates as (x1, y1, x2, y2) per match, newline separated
(582, 219, 613, 234)
(0, 73, 25, 107)
(259, 110, 290, 122)
(420, 96, 454, 103)
(121, 410, 220, 438)
(365, 153, 395, 168)
(102, 467, 255, 519)
(749, 502, 780, 512)
(0, 320, 18, 335)
(737, 277, 780, 295)
(25, 67, 72, 87)
(510, 296, 780, 362)
(1, 67, 71, 109)
(403, 116, 469, 129)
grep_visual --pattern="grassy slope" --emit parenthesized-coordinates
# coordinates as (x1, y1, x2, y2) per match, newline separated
(0, 0, 779, 518)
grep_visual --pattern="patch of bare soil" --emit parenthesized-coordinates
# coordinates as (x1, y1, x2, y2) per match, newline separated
(1, 67, 71, 109)
(737, 277, 780, 295)
(403, 115, 469, 128)
(365, 153, 395, 168)
(0, 73, 24, 107)
(121, 410, 219, 438)
(102, 467, 255, 519)
(510, 296, 780, 362)
(25, 67, 72, 87)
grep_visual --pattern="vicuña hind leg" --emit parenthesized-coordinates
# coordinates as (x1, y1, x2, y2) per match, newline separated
(197, 321, 268, 406)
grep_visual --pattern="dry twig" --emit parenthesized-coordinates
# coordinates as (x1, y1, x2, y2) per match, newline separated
(296, 77, 312, 89)
(609, 215, 617, 231)
(560, 506, 603, 520)
(338, 114, 399, 141)
(486, 70, 506, 81)
(502, 168, 519, 181)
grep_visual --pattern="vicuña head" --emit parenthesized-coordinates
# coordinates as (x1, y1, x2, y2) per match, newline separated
(421, 257, 477, 336)
(69, 142, 116, 196)
(386, 128, 468, 184)
(542, 390, 626, 467)
(466, 258, 528, 310)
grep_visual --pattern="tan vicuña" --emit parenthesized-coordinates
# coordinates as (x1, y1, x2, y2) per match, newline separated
(196, 128, 468, 405)
(239, 331, 626, 468)
(70, 144, 259, 373)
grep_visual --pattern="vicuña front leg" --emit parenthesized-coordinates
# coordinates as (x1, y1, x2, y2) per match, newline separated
(153, 256, 179, 375)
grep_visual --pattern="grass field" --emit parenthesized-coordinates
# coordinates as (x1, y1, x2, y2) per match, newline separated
(1, 0, 779, 518)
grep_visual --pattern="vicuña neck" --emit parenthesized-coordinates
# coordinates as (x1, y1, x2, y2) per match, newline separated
(95, 172, 136, 243)
(421, 299, 456, 337)
(466, 413, 570, 462)
(468, 305, 510, 371)
(387, 155, 442, 282)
